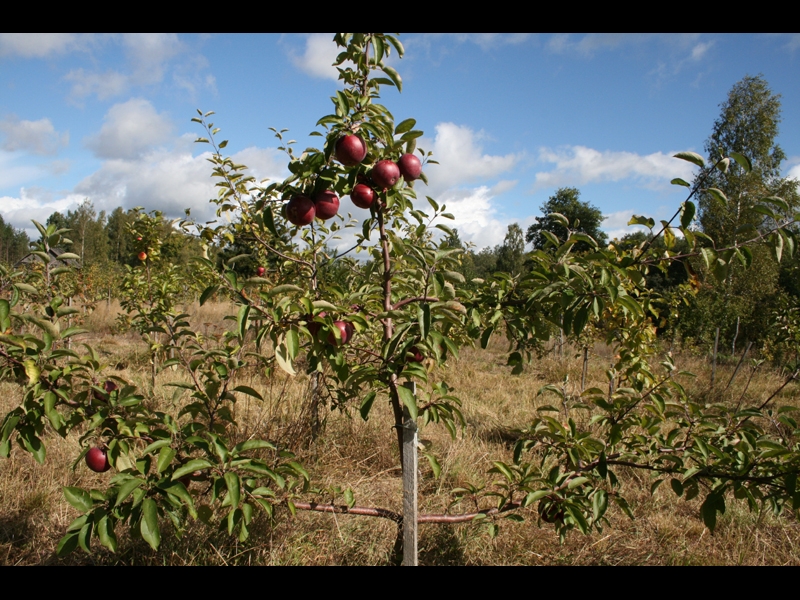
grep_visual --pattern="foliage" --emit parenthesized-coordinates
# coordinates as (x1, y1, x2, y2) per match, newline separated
(1, 34, 800, 563)
(526, 187, 608, 253)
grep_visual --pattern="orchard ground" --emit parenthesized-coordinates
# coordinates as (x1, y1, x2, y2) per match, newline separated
(1, 300, 798, 566)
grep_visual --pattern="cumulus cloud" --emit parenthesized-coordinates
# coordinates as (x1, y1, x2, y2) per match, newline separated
(85, 99, 175, 160)
(0, 190, 85, 236)
(62, 34, 205, 102)
(289, 34, 340, 80)
(74, 139, 286, 223)
(456, 34, 530, 51)
(0, 33, 89, 58)
(123, 33, 184, 86)
(422, 122, 520, 196)
(533, 145, 696, 191)
(64, 68, 130, 102)
(786, 158, 800, 182)
(0, 116, 68, 155)
(435, 186, 510, 249)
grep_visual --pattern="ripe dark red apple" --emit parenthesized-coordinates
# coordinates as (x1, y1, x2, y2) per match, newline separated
(398, 154, 422, 181)
(286, 195, 315, 226)
(86, 447, 110, 473)
(327, 320, 352, 346)
(314, 190, 340, 220)
(350, 183, 376, 209)
(372, 160, 400, 190)
(256, 266, 266, 277)
(408, 346, 424, 363)
(103, 380, 117, 393)
(335, 134, 367, 166)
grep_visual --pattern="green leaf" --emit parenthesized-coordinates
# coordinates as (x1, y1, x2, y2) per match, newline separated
(397, 385, 417, 421)
(225, 471, 241, 509)
(674, 151, 705, 167)
(592, 490, 608, 521)
(199, 285, 219, 306)
(172, 459, 214, 480)
(64, 487, 92, 512)
(157, 447, 176, 474)
(232, 385, 263, 401)
(237, 304, 250, 342)
(700, 495, 717, 531)
(680, 200, 696, 229)
(96, 511, 118, 553)
(706, 187, 728, 206)
(116, 477, 145, 506)
(395, 118, 416, 134)
(728, 151, 752, 172)
(140, 498, 161, 550)
(359, 391, 377, 421)
(628, 215, 655, 229)
(381, 65, 402, 92)
(425, 452, 441, 479)
(57, 532, 79, 557)
(671, 178, 691, 187)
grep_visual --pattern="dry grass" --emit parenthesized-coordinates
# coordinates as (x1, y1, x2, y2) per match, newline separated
(2, 304, 800, 565)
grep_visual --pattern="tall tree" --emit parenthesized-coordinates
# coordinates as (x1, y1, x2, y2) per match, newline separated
(496, 223, 526, 276)
(0, 215, 30, 265)
(687, 75, 798, 352)
(526, 187, 607, 252)
(697, 74, 796, 244)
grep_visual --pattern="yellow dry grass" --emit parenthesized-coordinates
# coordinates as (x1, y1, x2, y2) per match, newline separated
(1, 304, 799, 565)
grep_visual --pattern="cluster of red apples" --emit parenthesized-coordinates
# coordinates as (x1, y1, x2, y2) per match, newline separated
(284, 134, 422, 227)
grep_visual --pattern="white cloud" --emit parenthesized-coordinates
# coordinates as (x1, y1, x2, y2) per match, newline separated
(289, 34, 340, 80)
(85, 99, 175, 160)
(0, 190, 84, 236)
(62, 34, 203, 102)
(786, 158, 800, 182)
(691, 41, 714, 61)
(74, 139, 286, 223)
(456, 34, 530, 51)
(0, 116, 68, 155)
(64, 68, 129, 101)
(435, 186, 509, 250)
(534, 145, 696, 190)
(0, 33, 88, 58)
(422, 122, 520, 196)
(546, 34, 641, 57)
(123, 33, 184, 86)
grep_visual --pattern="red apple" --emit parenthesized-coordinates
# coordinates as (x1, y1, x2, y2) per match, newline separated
(136, 236, 142, 241)
(327, 320, 351, 346)
(335, 134, 367, 166)
(138, 251, 147, 261)
(314, 190, 340, 220)
(103, 380, 117, 393)
(408, 346, 424, 363)
(86, 447, 110, 473)
(286, 195, 315, 226)
(398, 154, 422, 181)
(350, 183, 376, 209)
(372, 160, 400, 190)
(256, 266, 266, 277)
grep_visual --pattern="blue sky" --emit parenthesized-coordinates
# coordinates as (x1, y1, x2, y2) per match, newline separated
(1, 33, 799, 250)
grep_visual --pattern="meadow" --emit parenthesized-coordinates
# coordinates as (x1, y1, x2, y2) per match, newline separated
(2, 300, 798, 566)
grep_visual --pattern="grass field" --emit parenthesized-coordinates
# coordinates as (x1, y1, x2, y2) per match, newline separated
(2, 301, 799, 565)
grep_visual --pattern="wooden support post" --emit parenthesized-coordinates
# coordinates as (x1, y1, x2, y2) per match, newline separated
(401, 381, 418, 567)
(581, 346, 588, 393)
(725, 341, 753, 392)
(711, 327, 720, 387)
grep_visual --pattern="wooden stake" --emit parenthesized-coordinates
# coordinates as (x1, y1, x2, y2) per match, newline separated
(711, 327, 720, 388)
(401, 381, 418, 566)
